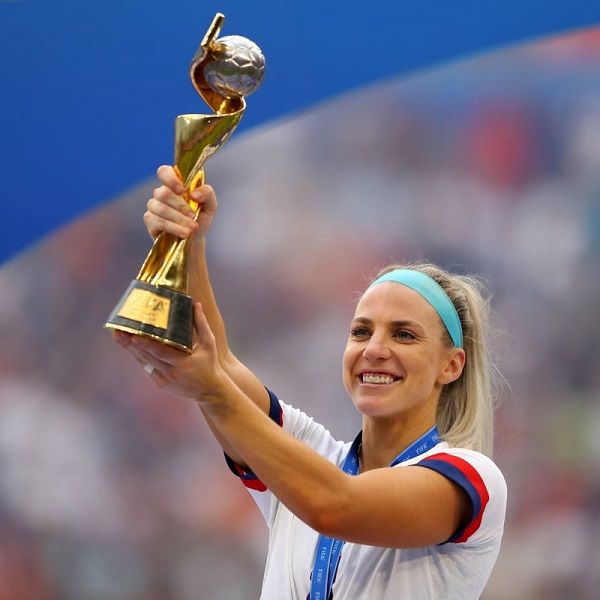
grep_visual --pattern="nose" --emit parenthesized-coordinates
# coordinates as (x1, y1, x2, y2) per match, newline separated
(363, 333, 392, 361)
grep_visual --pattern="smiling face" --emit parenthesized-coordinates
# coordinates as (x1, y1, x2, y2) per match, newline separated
(342, 282, 465, 425)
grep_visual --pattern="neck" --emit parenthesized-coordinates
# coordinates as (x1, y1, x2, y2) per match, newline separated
(359, 412, 438, 473)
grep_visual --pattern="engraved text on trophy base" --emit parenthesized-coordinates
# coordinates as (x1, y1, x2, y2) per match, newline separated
(117, 289, 171, 329)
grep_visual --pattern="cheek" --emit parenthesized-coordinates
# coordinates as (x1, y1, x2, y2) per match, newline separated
(411, 355, 441, 386)
(342, 345, 357, 391)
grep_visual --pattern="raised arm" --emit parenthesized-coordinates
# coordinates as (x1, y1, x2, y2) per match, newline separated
(144, 165, 269, 408)
(118, 165, 270, 464)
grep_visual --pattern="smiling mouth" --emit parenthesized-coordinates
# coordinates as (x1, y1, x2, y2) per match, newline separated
(360, 372, 401, 385)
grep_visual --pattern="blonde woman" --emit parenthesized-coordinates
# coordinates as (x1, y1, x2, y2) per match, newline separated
(114, 166, 507, 600)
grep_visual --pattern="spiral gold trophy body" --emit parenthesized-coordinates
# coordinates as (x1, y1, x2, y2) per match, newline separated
(105, 14, 265, 351)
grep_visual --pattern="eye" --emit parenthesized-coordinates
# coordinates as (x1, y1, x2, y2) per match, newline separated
(392, 328, 416, 341)
(349, 325, 371, 338)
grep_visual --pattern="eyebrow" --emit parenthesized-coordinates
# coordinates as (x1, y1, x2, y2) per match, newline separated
(351, 316, 425, 330)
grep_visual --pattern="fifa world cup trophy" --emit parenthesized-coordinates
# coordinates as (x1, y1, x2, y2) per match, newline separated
(105, 13, 265, 351)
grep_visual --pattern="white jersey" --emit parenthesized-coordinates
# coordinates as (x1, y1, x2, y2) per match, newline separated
(225, 391, 507, 600)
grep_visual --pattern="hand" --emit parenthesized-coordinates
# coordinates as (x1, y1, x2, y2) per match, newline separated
(144, 165, 218, 248)
(113, 302, 228, 402)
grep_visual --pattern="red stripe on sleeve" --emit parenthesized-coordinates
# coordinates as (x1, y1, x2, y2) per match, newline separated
(242, 479, 268, 492)
(231, 463, 268, 492)
(426, 452, 490, 543)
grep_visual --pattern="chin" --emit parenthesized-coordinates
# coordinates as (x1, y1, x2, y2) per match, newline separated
(353, 394, 396, 418)
(353, 388, 432, 421)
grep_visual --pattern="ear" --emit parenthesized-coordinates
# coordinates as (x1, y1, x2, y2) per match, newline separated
(437, 347, 466, 385)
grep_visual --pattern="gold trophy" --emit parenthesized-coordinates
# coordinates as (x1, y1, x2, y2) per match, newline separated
(105, 13, 265, 351)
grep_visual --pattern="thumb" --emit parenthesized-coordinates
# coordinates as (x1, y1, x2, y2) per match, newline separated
(192, 302, 215, 348)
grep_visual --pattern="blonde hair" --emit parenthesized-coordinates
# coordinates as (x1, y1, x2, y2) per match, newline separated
(371, 262, 497, 457)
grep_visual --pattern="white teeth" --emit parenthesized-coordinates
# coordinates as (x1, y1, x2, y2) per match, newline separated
(362, 373, 395, 384)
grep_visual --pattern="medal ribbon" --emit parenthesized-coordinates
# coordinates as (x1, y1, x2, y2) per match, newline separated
(308, 426, 441, 600)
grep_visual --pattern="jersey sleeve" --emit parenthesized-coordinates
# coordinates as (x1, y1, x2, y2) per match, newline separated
(415, 448, 507, 546)
(224, 389, 347, 493)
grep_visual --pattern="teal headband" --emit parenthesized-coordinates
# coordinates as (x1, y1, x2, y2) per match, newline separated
(369, 269, 463, 348)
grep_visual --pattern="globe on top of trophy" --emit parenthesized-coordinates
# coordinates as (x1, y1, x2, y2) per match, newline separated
(203, 35, 265, 98)
(189, 13, 265, 114)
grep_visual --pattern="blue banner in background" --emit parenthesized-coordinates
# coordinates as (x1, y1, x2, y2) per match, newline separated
(1, 0, 600, 263)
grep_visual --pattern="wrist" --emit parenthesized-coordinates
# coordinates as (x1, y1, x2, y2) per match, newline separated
(193, 367, 233, 408)
(190, 232, 206, 247)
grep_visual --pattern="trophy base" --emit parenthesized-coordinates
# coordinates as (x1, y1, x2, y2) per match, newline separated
(105, 280, 194, 353)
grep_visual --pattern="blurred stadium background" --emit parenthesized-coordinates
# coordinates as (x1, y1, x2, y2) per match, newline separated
(1, 28, 600, 599)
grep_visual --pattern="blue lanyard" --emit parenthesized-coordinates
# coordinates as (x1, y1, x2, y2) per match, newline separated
(308, 426, 441, 600)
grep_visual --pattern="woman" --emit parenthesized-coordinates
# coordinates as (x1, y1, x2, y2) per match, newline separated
(114, 166, 507, 599)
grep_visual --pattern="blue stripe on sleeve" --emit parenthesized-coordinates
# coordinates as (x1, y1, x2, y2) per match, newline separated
(415, 458, 481, 543)
(267, 388, 283, 426)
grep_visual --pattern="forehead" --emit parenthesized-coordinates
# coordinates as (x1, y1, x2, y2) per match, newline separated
(354, 282, 441, 328)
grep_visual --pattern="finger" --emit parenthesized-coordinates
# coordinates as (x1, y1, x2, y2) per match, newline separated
(113, 331, 172, 386)
(117, 333, 165, 366)
(153, 186, 196, 215)
(192, 302, 216, 350)
(133, 353, 169, 386)
(112, 330, 133, 347)
(190, 184, 218, 217)
(146, 365, 168, 387)
(147, 196, 197, 228)
(143, 210, 197, 240)
(131, 335, 183, 366)
(152, 190, 195, 220)
(126, 341, 174, 383)
(156, 165, 185, 194)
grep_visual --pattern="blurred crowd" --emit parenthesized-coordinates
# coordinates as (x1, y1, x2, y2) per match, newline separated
(1, 29, 600, 599)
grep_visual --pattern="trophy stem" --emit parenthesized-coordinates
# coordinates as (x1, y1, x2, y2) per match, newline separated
(136, 233, 186, 291)
(149, 235, 190, 291)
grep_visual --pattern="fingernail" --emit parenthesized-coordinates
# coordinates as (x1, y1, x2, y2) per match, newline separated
(176, 184, 185, 194)
(191, 189, 203, 200)
(186, 209, 196, 218)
